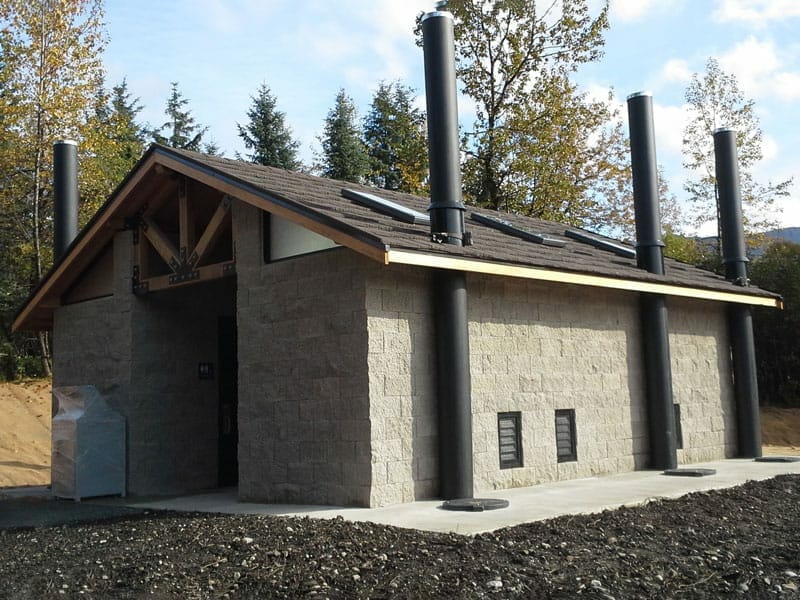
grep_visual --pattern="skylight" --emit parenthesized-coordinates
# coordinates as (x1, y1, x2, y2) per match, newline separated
(342, 188, 430, 225)
(471, 212, 566, 247)
(564, 229, 637, 259)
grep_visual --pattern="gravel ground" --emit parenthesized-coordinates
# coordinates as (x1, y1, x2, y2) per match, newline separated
(1, 474, 798, 599)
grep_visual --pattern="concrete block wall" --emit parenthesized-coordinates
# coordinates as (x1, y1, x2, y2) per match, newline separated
(234, 202, 372, 506)
(53, 231, 134, 412)
(365, 265, 437, 506)
(468, 275, 648, 493)
(669, 298, 737, 462)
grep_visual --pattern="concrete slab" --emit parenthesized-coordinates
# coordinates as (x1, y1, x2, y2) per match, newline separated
(123, 458, 800, 535)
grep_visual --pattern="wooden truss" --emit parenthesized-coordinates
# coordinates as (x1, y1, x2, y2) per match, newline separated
(131, 178, 234, 294)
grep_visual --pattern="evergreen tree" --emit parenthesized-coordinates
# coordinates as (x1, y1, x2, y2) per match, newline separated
(153, 82, 208, 151)
(318, 89, 369, 182)
(110, 78, 148, 159)
(237, 83, 300, 170)
(80, 77, 147, 218)
(683, 58, 792, 238)
(750, 241, 800, 407)
(363, 81, 428, 194)
(436, 0, 610, 218)
(202, 139, 222, 156)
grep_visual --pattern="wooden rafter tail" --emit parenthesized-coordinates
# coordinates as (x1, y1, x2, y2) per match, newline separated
(141, 217, 181, 273)
(189, 195, 232, 268)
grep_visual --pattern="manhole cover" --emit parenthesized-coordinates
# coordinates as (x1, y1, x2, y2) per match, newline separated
(441, 498, 509, 512)
(755, 456, 800, 463)
(663, 468, 717, 477)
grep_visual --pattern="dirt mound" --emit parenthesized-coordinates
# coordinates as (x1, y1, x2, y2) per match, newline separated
(0, 379, 51, 487)
(761, 406, 800, 456)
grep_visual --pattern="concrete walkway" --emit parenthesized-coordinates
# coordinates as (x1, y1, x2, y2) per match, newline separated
(125, 458, 800, 535)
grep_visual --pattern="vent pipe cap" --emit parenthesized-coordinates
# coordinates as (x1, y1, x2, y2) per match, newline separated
(421, 10, 453, 22)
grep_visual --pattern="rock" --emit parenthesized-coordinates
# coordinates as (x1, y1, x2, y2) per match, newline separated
(487, 578, 503, 590)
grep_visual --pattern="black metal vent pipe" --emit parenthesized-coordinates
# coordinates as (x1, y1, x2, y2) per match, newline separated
(627, 92, 677, 470)
(422, 7, 467, 247)
(422, 6, 473, 500)
(627, 93, 665, 275)
(714, 128, 762, 458)
(714, 129, 749, 285)
(53, 140, 79, 261)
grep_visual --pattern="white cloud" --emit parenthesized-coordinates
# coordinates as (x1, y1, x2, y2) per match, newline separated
(761, 134, 779, 163)
(718, 37, 800, 102)
(290, 0, 432, 95)
(611, 0, 658, 22)
(187, 0, 282, 34)
(660, 59, 693, 84)
(772, 194, 800, 227)
(610, 0, 686, 22)
(713, 0, 800, 25)
(772, 71, 800, 101)
(653, 103, 691, 157)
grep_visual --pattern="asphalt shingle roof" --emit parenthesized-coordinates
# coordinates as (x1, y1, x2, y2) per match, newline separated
(165, 146, 777, 301)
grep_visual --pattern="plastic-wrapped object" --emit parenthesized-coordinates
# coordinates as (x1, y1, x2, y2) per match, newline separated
(52, 386, 126, 500)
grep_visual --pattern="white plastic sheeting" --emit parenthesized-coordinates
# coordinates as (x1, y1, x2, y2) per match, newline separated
(52, 385, 126, 500)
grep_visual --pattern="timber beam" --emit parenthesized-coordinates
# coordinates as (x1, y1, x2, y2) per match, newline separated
(133, 190, 234, 294)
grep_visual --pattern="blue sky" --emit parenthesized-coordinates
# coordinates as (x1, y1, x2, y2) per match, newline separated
(102, 0, 800, 234)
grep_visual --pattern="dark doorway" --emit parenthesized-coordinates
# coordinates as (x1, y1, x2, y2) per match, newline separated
(218, 316, 238, 486)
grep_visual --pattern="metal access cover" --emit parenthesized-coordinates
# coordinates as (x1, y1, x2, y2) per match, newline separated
(441, 498, 509, 512)
(663, 468, 717, 477)
(755, 456, 800, 463)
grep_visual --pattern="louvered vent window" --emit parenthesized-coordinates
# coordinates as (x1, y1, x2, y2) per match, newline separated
(498, 412, 523, 469)
(674, 404, 684, 450)
(555, 409, 577, 463)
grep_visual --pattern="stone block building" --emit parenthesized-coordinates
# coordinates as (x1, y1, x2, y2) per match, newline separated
(13, 145, 781, 507)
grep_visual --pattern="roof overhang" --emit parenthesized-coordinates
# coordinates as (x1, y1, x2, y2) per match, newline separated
(387, 250, 783, 309)
(13, 145, 782, 333)
(12, 146, 389, 332)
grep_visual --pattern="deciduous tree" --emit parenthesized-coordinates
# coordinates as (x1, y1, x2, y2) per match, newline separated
(80, 77, 147, 219)
(438, 0, 609, 218)
(0, 0, 107, 374)
(683, 58, 791, 238)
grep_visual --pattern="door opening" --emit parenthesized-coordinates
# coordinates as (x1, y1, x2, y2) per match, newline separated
(218, 316, 238, 486)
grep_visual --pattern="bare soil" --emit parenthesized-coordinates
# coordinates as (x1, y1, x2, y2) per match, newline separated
(0, 379, 51, 487)
(762, 406, 800, 456)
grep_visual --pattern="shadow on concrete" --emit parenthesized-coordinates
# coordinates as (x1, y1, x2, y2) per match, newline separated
(0, 493, 146, 531)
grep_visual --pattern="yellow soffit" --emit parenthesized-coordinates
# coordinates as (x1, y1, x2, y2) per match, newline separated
(386, 249, 782, 309)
